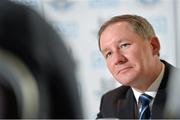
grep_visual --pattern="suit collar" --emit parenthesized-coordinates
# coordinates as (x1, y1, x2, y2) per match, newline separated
(151, 60, 175, 118)
(117, 86, 139, 119)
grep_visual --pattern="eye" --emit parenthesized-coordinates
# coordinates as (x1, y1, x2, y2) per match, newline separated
(120, 43, 131, 49)
(105, 51, 112, 59)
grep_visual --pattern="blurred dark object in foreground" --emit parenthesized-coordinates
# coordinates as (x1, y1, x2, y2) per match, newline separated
(164, 67, 180, 118)
(0, 0, 82, 118)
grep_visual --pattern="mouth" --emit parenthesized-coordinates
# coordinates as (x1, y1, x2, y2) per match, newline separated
(117, 67, 132, 75)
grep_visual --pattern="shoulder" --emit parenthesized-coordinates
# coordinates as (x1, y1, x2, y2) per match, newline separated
(161, 60, 179, 81)
(102, 85, 131, 101)
(161, 60, 178, 73)
(160, 60, 179, 89)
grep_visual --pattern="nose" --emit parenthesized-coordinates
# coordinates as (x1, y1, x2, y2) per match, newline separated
(112, 51, 127, 65)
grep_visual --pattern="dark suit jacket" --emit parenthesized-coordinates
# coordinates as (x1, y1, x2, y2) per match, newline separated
(97, 60, 179, 119)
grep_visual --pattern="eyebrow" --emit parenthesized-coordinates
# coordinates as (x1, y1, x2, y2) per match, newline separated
(101, 39, 130, 54)
(101, 48, 109, 54)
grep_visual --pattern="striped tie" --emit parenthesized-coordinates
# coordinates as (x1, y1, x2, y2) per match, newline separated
(139, 93, 153, 119)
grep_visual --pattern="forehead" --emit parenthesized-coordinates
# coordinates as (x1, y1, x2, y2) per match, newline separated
(100, 22, 135, 39)
(100, 22, 135, 41)
(99, 22, 142, 51)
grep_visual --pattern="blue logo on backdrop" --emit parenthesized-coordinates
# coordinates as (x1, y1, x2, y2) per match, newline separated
(88, 0, 121, 8)
(138, 0, 160, 5)
(48, 0, 75, 11)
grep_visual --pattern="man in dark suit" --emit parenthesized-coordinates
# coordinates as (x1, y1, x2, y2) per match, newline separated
(97, 14, 179, 119)
(0, 0, 82, 118)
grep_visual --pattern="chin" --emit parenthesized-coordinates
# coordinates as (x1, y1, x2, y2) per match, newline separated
(116, 77, 135, 86)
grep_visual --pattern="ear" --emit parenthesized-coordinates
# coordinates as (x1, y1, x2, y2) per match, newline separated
(149, 36, 160, 56)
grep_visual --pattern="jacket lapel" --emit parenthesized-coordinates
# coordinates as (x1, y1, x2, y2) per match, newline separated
(151, 60, 173, 118)
(117, 87, 138, 118)
(151, 89, 166, 118)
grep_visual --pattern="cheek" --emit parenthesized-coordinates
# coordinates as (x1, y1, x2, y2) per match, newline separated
(125, 49, 146, 71)
(106, 61, 115, 73)
(125, 50, 141, 64)
(127, 46, 146, 62)
(128, 49, 150, 73)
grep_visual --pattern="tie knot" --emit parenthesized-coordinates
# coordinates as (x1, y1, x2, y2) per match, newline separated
(139, 93, 153, 106)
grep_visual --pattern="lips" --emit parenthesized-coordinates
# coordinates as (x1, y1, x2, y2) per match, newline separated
(116, 66, 132, 75)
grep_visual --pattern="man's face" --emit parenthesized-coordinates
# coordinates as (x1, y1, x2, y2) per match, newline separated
(100, 22, 157, 87)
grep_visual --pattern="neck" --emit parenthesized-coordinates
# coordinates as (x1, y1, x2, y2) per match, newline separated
(133, 60, 163, 92)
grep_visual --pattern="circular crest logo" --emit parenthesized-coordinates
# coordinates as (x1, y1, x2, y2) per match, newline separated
(138, 0, 160, 5)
